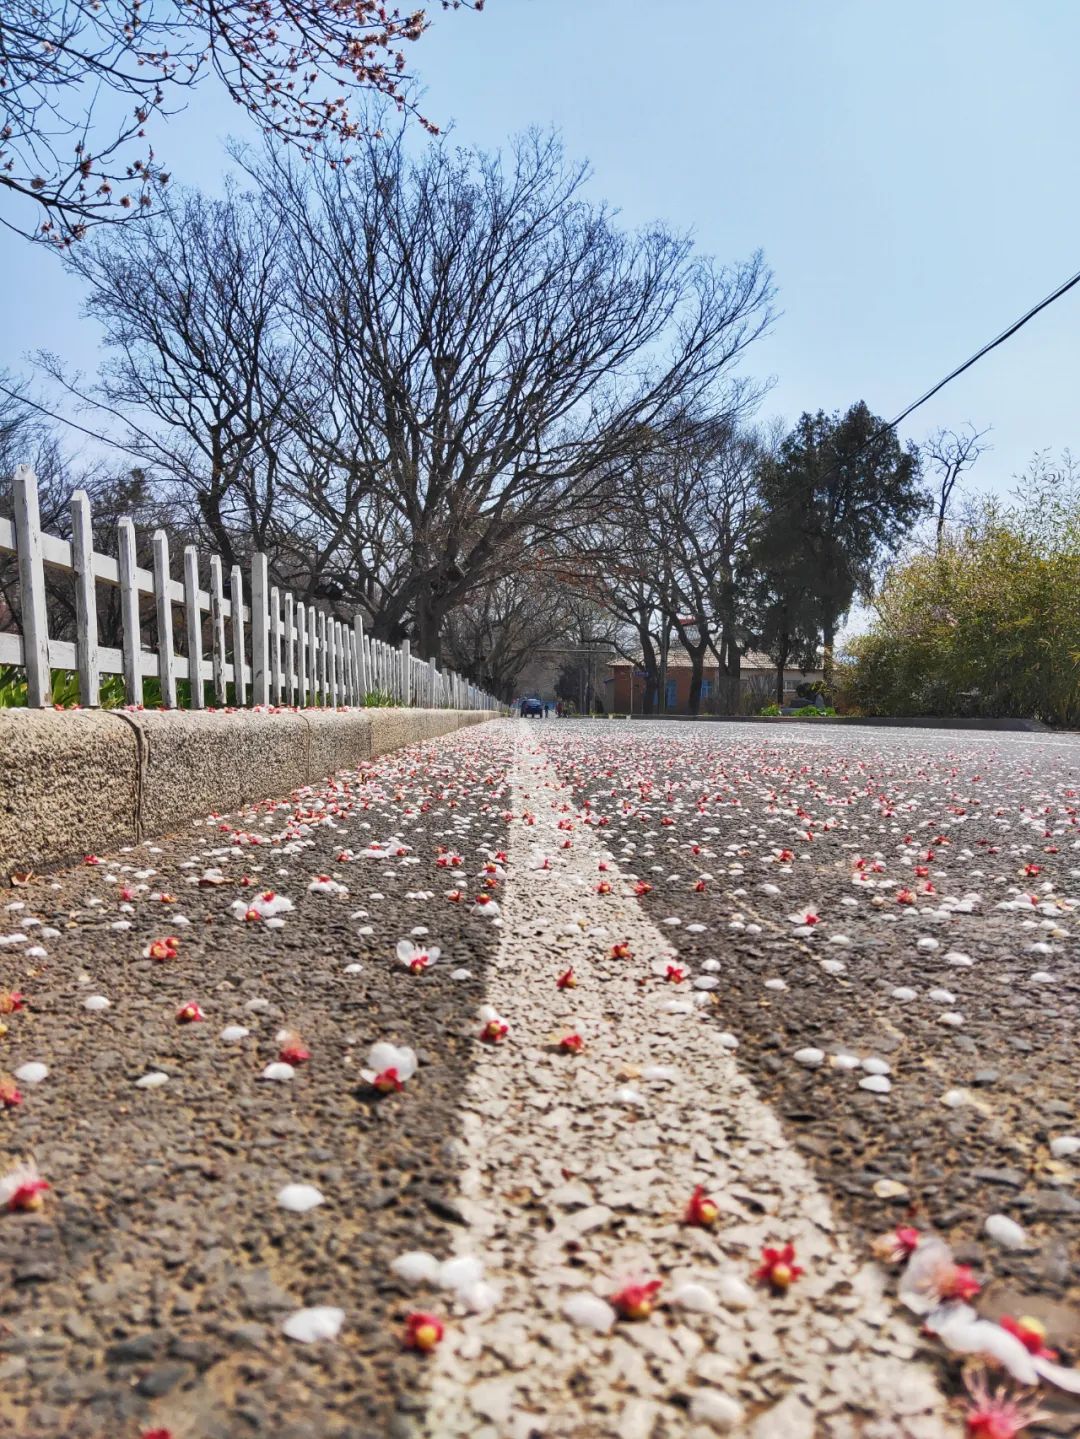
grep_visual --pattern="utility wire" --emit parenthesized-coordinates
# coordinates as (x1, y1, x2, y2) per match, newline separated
(0, 378, 151, 465)
(867, 261, 1080, 450)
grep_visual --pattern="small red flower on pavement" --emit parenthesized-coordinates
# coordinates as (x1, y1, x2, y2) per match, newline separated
(999, 1316, 1059, 1361)
(141, 1430, 176, 1439)
(143, 936, 179, 960)
(595, 880, 612, 895)
(915, 864, 930, 878)
(610, 941, 632, 959)
(278, 1031, 311, 1065)
(243, 906, 261, 922)
(557, 967, 577, 989)
(939, 1261, 981, 1302)
(611, 1280, 662, 1320)
(871, 1225, 921, 1265)
(1022, 862, 1041, 877)
(0, 992, 26, 1015)
(693, 879, 707, 892)
(445, 889, 464, 902)
(176, 1001, 205, 1024)
(664, 964, 685, 984)
(560, 838, 573, 850)
(0, 1076, 24, 1108)
(777, 849, 795, 863)
(559, 1033, 584, 1054)
(480, 1018, 509, 1044)
(961, 1372, 1047, 1439)
(84, 854, 101, 865)
(475, 892, 493, 907)
(896, 888, 916, 905)
(157, 892, 177, 904)
(373, 1067, 404, 1093)
(684, 1185, 720, 1228)
(754, 1243, 804, 1291)
(404, 1311, 444, 1352)
(1, 1163, 49, 1212)
(633, 880, 652, 896)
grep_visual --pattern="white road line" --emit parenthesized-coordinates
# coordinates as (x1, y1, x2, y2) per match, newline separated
(422, 728, 958, 1438)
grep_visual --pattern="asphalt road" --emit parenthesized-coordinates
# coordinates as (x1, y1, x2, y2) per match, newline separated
(0, 717, 1077, 1437)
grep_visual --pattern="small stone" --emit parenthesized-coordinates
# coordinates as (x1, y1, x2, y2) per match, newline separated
(1049, 1136, 1080, 1159)
(793, 1047, 824, 1067)
(984, 1214, 1028, 1249)
(690, 1391, 745, 1431)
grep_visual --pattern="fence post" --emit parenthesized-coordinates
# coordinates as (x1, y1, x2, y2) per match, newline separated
(183, 546, 204, 709)
(12, 466, 51, 707)
(354, 616, 367, 703)
(270, 585, 282, 705)
(230, 565, 247, 707)
(209, 555, 228, 706)
(428, 657, 438, 709)
(308, 609, 318, 705)
(296, 603, 307, 706)
(284, 592, 295, 706)
(70, 489, 100, 708)
(327, 617, 338, 706)
(117, 516, 142, 706)
(152, 530, 178, 709)
(400, 638, 411, 705)
(250, 553, 269, 706)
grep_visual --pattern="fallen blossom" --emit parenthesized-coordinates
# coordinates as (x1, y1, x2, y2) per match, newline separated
(1, 1161, 49, 1211)
(611, 1279, 662, 1320)
(999, 1316, 1058, 1361)
(961, 1372, 1047, 1439)
(396, 938, 440, 973)
(142, 936, 179, 960)
(871, 1225, 921, 1265)
(899, 1237, 980, 1312)
(927, 1306, 1039, 1385)
(558, 1033, 584, 1054)
(610, 941, 632, 959)
(0, 1076, 23, 1108)
(404, 1311, 444, 1352)
(557, 967, 577, 988)
(0, 992, 26, 1015)
(754, 1243, 804, 1291)
(176, 1002, 205, 1024)
(361, 1041, 417, 1092)
(684, 1184, 720, 1228)
(277, 1028, 311, 1064)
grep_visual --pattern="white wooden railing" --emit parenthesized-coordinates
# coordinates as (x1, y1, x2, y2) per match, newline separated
(0, 466, 498, 713)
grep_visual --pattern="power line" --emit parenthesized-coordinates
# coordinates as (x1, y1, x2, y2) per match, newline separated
(0, 379, 150, 465)
(872, 260, 1080, 448)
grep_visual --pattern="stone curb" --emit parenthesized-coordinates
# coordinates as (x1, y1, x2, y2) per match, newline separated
(619, 713, 1049, 732)
(0, 707, 496, 876)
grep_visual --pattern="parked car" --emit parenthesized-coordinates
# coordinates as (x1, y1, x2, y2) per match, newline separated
(520, 695, 544, 717)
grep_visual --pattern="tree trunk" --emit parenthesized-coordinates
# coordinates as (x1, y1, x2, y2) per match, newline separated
(822, 620, 835, 691)
(688, 652, 703, 716)
(775, 642, 790, 707)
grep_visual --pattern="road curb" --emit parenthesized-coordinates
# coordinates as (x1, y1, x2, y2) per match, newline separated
(0, 707, 495, 875)
(619, 713, 1049, 732)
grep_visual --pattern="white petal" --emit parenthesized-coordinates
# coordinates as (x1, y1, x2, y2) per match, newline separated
(438, 1255, 484, 1291)
(84, 995, 111, 1011)
(1049, 1135, 1080, 1158)
(261, 1062, 295, 1082)
(277, 1183, 325, 1213)
(135, 1071, 169, 1089)
(983, 1214, 1028, 1249)
(859, 1074, 892, 1094)
(670, 1281, 715, 1312)
(391, 1251, 441, 1285)
(220, 1025, 250, 1042)
(927, 1306, 1038, 1384)
(457, 1279, 500, 1313)
(562, 1293, 616, 1332)
(343, 963, 363, 974)
(13, 1062, 47, 1085)
(690, 1391, 745, 1431)
(282, 1306, 345, 1343)
(716, 1273, 755, 1310)
(793, 1047, 824, 1067)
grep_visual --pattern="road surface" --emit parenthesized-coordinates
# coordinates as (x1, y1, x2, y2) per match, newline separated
(0, 718, 1077, 1437)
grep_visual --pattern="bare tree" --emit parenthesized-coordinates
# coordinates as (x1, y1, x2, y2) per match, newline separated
(925, 423, 990, 545)
(266, 130, 773, 656)
(442, 567, 575, 701)
(0, 0, 483, 244)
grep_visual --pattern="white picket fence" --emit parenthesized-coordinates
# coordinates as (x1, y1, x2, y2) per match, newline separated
(0, 465, 498, 713)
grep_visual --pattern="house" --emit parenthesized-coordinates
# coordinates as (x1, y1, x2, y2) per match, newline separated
(605, 649, 824, 716)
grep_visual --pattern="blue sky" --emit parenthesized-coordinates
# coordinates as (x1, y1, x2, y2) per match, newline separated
(5, 0, 1079, 503)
